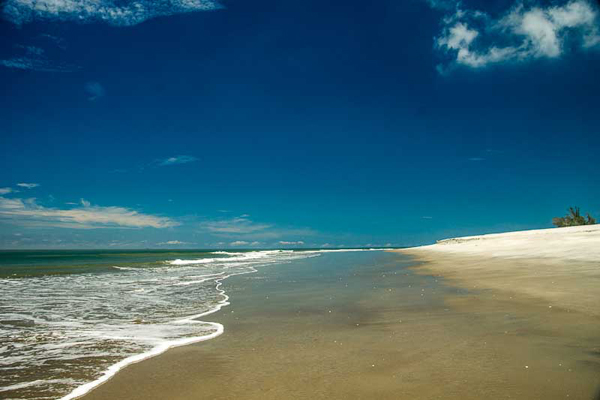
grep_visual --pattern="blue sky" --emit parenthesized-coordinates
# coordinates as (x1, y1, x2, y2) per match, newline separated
(1, 0, 599, 249)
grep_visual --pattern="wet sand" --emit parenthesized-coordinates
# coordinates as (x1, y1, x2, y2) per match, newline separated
(82, 248, 600, 400)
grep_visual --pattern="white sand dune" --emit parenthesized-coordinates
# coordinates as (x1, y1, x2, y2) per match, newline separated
(399, 225, 600, 316)
(419, 224, 600, 261)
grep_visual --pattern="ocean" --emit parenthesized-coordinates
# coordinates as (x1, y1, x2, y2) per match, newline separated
(0, 249, 387, 400)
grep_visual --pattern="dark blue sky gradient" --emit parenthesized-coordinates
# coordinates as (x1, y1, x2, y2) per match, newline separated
(1, 0, 599, 248)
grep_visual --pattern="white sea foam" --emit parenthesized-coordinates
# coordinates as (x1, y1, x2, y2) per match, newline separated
(60, 277, 236, 400)
(0, 378, 80, 392)
(1, 249, 385, 400)
(168, 258, 223, 265)
(112, 266, 138, 271)
(168, 250, 293, 265)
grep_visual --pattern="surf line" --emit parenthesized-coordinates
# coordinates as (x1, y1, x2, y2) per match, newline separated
(60, 266, 259, 400)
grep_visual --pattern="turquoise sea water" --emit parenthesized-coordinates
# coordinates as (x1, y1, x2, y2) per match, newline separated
(0, 249, 388, 399)
(0, 250, 249, 277)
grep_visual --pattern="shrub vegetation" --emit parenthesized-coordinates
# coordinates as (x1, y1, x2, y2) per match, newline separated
(552, 207, 596, 227)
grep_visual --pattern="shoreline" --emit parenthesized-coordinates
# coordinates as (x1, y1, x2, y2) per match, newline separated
(80, 244, 600, 400)
(61, 267, 258, 400)
(61, 249, 388, 400)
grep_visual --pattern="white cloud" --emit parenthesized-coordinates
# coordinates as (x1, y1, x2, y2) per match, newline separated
(157, 240, 191, 245)
(426, 0, 456, 10)
(158, 155, 198, 166)
(85, 81, 105, 101)
(198, 216, 316, 241)
(199, 217, 272, 234)
(435, 0, 600, 70)
(17, 183, 39, 189)
(230, 240, 249, 246)
(0, 188, 13, 195)
(15, 44, 44, 55)
(0, 196, 178, 229)
(0, 42, 77, 72)
(40, 34, 67, 49)
(80, 198, 91, 207)
(2, 0, 221, 26)
(0, 57, 78, 72)
(279, 240, 305, 246)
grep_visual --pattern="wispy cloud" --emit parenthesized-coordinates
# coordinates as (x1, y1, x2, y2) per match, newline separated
(0, 42, 76, 72)
(198, 216, 316, 240)
(230, 240, 249, 246)
(434, 0, 600, 72)
(85, 81, 105, 101)
(110, 155, 198, 174)
(0, 57, 77, 72)
(425, 0, 456, 10)
(0, 188, 13, 195)
(2, 0, 221, 26)
(17, 183, 39, 189)
(158, 155, 198, 167)
(14, 44, 44, 56)
(157, 240, 192, 245)
(40, 34, 67, 50)
(279, 240, 305, 246)
(468, 157, 485, 161)
(199, 217, 272, 234)
(0, 196, 178, 229)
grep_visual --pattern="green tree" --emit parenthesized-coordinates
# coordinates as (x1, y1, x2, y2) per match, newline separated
(552, 207, 596, 227)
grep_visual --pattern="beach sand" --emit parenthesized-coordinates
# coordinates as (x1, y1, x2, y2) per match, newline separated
(82, 228, 600, 400)
(401, 224, 600, 317)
